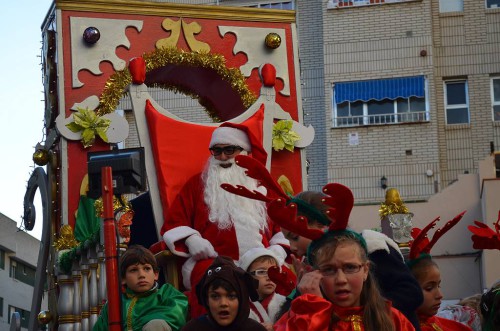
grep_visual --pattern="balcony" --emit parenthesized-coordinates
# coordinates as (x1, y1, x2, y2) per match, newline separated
(334, 110, 429, 127)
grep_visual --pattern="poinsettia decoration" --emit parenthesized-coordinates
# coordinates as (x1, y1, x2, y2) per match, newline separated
(66, 107, 111, 148)
(272, 120, 300, 152)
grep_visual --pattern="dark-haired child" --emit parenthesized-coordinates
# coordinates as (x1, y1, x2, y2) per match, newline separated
(93, 245, 188, 331)
(182, 256, 266, 331)
(407, 212, 472, 331)
(409, 258, 472, 331)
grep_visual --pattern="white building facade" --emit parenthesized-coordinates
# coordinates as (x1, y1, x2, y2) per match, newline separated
(0, 214, 47, 331)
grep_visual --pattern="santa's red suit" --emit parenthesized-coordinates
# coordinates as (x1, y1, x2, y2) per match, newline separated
(160, 172, 288, 290)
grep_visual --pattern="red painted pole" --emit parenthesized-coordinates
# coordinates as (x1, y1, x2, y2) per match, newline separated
(102, 166, 122, 331)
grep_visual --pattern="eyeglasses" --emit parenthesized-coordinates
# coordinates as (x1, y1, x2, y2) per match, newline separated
(318, 263, 364, 277)
(249, 269, 268, 277)
(209, 145, 243, 156)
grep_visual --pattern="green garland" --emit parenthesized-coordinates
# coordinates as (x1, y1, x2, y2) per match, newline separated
(57, 230, 100, 275)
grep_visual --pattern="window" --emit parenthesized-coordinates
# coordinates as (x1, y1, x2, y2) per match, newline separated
(327, 0, 416, 9)
(0, 297, 3, 317)
(439, 0, 463, 12)
(487, 0, 500, 9)
(492, 78, 500, 121)
(332, 76, 428, 127)
(10, 260, 16, 277)
(0, 249, 4, 269)
(445, 80, 469, 125)
(9, 259, 36, 286)
(8, 306, 30, 329)
(246, 1, 294, 9)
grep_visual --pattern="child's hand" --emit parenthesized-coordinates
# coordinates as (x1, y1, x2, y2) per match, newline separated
(291, 254, 312, 282)
(262, 322, 274, 331)
(297, 270, 323, 297)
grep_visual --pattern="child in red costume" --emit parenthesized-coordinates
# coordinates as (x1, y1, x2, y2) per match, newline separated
(407, 212, 472, 331)
(274, 228, 415, 331)
(409, 258, 472, 331)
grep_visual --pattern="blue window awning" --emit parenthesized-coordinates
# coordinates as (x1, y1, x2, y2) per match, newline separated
(334, 76, 425, 104)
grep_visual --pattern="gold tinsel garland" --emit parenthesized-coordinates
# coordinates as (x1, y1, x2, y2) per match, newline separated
(379, 187, 410, 219)
(96, 47, 257, 122)
(53, 224, 79, 251)
(93, 195, 133, 217)
(379, 202, 410, 219)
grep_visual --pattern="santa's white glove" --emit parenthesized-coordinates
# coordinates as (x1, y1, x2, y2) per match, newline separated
(185, 234, 217, 260)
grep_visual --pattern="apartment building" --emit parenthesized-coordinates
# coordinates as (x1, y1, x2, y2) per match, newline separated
(0, 214, 47, 331)
(307, 0, 500, 298)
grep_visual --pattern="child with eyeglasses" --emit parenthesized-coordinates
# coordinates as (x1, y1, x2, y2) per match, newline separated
(280, 191, 422, 330)
(238, 247, 288, 331)
(275, 230, 415, 331)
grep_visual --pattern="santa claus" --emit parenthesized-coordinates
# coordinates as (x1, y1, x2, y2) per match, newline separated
(160, 122, 288, 294)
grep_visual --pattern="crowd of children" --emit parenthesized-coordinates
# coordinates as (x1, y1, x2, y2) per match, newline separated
(93, 157, 498, 330)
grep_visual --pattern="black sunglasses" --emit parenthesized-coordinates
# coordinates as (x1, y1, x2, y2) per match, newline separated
(209, 145, 243, 156)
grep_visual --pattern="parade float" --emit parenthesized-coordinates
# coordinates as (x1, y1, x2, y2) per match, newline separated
(21, 0, 313, 330)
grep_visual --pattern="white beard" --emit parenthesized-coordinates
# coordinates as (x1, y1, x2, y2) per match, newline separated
(202, 156, 268, 256)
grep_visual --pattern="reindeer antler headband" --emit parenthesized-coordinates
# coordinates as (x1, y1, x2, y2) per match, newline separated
(407, 211, 466, 267)
(221, 155, 365, 261)
(468, 210, 500, 250)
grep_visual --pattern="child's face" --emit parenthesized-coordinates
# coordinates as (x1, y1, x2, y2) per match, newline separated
(207, 286, 239, 327)
(317, 242, 368, 307)
(283, 222, 328, 258)
(122, 263, 159, 293)
(248, 259, 278, 300)
(282, 229, 313, 257)
(416, 265, 443, 317)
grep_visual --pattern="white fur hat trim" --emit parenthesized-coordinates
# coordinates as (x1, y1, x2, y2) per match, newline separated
(209, 126, 251, 151)
(238, 246, 283, 272)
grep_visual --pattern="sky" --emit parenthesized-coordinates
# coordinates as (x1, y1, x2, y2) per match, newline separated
(0, 0, 53, 240)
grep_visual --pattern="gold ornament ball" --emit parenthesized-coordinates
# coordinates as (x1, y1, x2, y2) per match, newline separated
(265, 33, 281, 49)
(33, 149, 49, 166)
(38, 310, 52, 324)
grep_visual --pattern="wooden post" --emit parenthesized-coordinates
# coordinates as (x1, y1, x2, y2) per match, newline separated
(102, 167, 122, 331)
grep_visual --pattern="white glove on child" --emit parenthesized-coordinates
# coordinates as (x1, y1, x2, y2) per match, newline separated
(185, 234, 217, 260)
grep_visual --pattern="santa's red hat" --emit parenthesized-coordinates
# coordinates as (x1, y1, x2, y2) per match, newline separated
(209, 122, 267, 165)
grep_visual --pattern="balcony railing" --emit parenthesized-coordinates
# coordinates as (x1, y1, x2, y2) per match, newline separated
(327, 0, 418, 9)
(334, 111, 429, 127)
